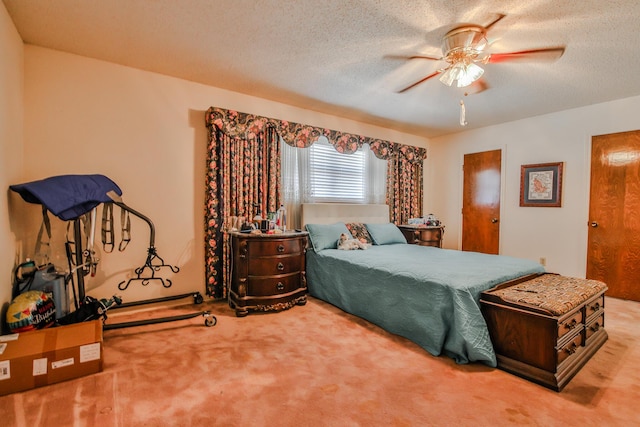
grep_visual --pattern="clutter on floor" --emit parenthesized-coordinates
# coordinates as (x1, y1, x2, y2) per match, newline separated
(2, 174, 216, 395)
(0, 320, 103, 396)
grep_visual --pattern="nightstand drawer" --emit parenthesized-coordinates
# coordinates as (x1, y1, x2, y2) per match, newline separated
(248, 273, 302, 296)
(248, 255, 304, 275)
(249, 239, 304, 257)
(416, 228, 442, 242)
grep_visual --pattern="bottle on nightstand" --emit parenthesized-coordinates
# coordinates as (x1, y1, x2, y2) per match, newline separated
(276, 204, 287, 231)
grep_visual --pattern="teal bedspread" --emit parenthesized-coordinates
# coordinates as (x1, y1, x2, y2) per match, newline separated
(306, 244, 545, 367)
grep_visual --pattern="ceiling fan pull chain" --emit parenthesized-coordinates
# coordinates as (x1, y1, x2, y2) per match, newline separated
(459, 100, 468, 126)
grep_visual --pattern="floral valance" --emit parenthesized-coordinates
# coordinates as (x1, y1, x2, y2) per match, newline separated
(205, 106, 426, 163)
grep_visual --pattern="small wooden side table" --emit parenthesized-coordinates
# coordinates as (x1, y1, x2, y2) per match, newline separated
(398, 225, 444, 248)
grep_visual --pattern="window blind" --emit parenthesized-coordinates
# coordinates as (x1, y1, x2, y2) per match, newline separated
(308, 141, 366, 202)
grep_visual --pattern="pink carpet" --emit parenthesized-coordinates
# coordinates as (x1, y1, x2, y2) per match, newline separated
(1, 295, 638, 426)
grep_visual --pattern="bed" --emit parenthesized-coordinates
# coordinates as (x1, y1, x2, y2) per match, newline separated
(302, 203, 545, 367)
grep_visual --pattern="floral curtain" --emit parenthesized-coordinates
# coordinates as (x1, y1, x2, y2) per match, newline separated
(386, 145, 425, 225)
(204, 106, 426, 298)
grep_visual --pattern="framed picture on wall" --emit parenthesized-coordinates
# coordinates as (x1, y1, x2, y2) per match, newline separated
(520, 162, 564, 207)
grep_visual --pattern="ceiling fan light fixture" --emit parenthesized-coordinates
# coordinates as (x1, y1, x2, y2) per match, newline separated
(442, 26, 487, 54)
(438, 25, 488, 89)
(438, 72, 454, 86)
(457, 62, 484, 87)
(439, 66, 457, 86)
(439, 61, 484, 88)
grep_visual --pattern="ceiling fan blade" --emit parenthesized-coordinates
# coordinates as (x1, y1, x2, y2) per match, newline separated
(484, 13, 506, 31)
(407, 54, 442, 61)
(464, 78, 489, 95)
(486, 47, 565, 63)
(397, 70, 442, 93)
(384, 54, 442, 61)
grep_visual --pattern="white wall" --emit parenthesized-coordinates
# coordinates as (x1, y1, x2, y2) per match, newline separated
(0, 3, 24, 321)
(426, 95, 640, 277)
(20, 45, 429, 304)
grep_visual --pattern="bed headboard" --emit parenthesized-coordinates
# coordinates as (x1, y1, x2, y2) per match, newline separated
(301, 203, 390, 226)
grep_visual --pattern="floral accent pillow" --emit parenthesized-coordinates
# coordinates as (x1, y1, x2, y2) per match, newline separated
(345, 222, 373, 245)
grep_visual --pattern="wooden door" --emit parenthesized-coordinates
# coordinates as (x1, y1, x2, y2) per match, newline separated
(587, 130, 640, 301)
(462, 150, 501, 254)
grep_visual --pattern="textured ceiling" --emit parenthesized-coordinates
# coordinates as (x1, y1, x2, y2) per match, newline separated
(4, 0, 640, 138)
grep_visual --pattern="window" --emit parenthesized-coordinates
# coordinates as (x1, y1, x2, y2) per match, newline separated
(308, 140, 365, 202)
(282, 136, 386, 205)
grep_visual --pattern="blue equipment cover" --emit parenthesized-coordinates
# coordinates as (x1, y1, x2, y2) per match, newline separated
(10, 174, 122, 220)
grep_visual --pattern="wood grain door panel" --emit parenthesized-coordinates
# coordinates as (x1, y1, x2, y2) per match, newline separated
(462, 150, 501, 254)
(587, 130, 640, 301)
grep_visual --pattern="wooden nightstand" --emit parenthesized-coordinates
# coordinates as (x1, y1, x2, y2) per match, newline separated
(228, 231, 308, 317)
(398, 225, 444, 248)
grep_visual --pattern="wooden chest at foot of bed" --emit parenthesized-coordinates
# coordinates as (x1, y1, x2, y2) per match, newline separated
(229, 231, 308, 317)
(480, 273, 608, 391)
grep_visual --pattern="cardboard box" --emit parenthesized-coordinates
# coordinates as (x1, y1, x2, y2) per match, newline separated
(0, 320, 103, 396)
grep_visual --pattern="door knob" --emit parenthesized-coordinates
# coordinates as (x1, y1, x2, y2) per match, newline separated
(590, 222, 598, 228)
(491, 218, 499, 223)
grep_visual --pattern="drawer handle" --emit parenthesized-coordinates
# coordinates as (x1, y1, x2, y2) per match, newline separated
(277, 244, 285, 252)
(565, 343, 578, 355)
(564, 319, 578, 330)
(590, 302, 601, 311)
(277, 262, 285, 271)
(276, 282, 284, 291)
(590, 322, 601, 332)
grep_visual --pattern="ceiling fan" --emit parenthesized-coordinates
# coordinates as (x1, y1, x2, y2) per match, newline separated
(397, 14, 565, 93)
